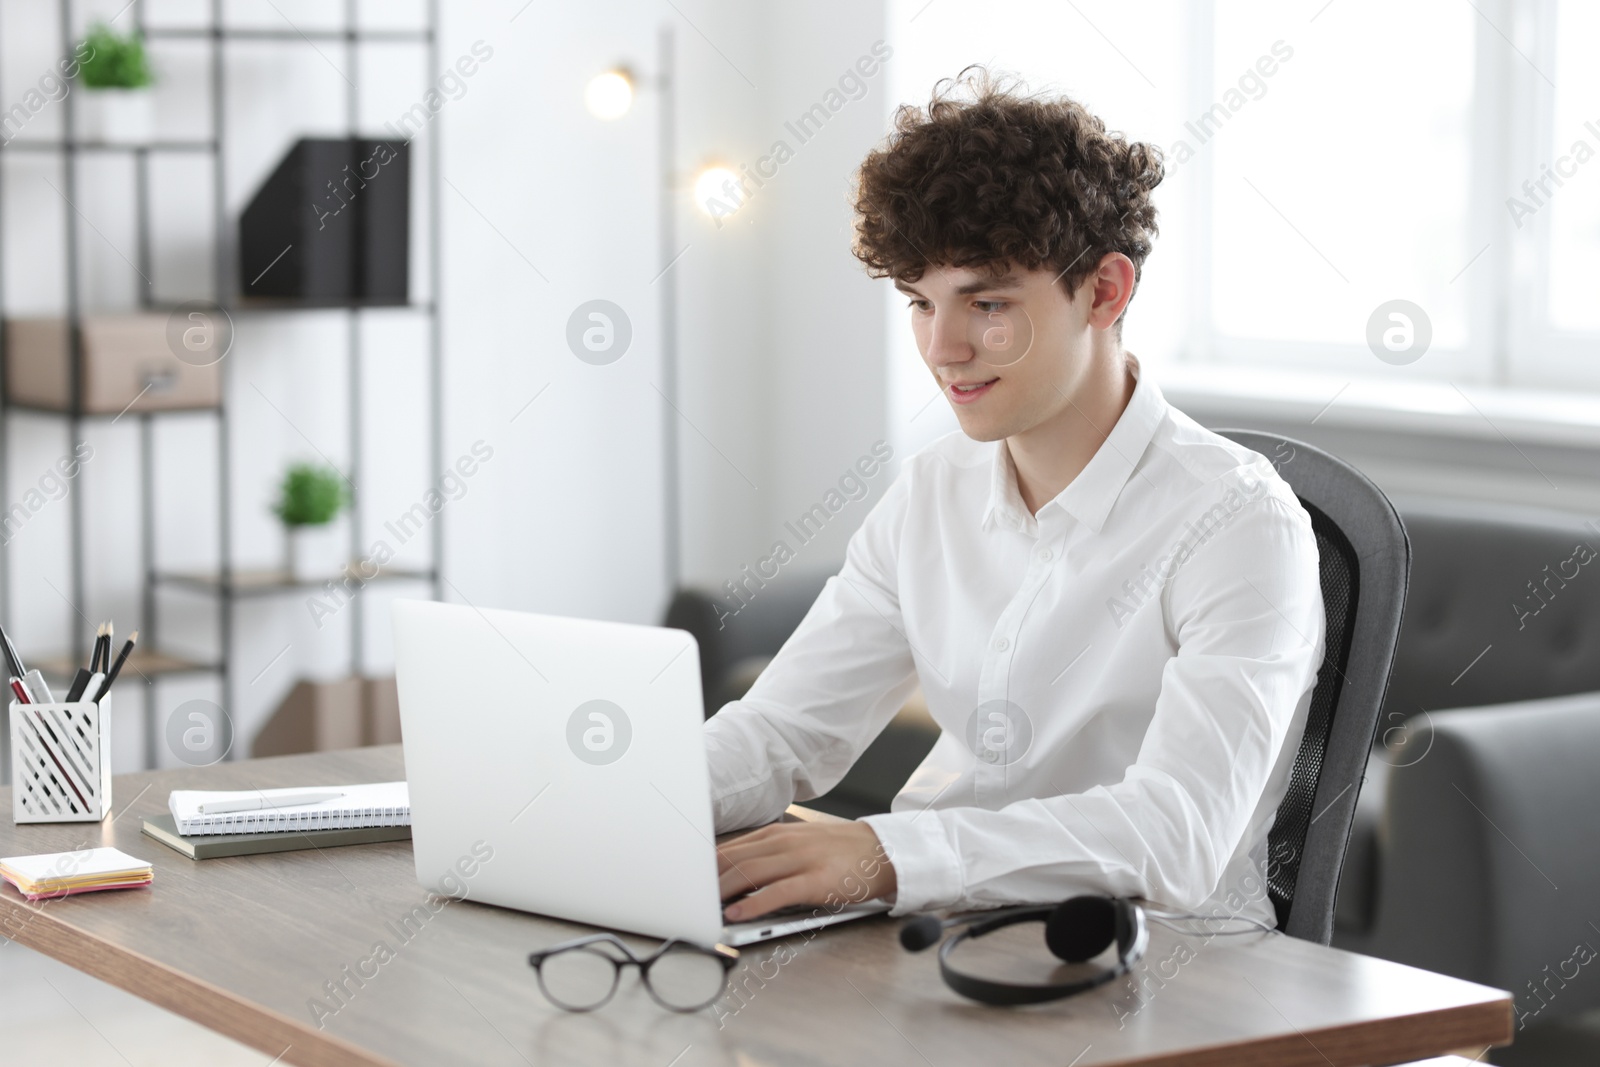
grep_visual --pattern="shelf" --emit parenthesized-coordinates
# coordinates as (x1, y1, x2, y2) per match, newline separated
(0, 140, 217, 154)
(142, 26, 433, 42)
(2, 400, 220, 419)
(155, 565, 436, 598)
(225, 298, 433, 313)
(0, 0, 444, 782)
(0, 300, 431, 325)
(35, 647, 219, 685)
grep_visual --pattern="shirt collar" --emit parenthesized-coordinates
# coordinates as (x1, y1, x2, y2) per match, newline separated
(982, 354, 1168, 535)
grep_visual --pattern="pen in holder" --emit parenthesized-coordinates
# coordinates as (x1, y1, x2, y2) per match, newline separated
(10, 695, 112, 823)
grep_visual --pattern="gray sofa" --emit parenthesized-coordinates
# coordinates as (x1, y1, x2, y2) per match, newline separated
(664, 567, 938, 819)
(1330, 496, 1600, 1058)
(670, 495, 1600, 1057)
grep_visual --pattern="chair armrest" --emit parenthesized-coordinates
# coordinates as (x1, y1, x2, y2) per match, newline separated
(1371, 691, 1600, 1020)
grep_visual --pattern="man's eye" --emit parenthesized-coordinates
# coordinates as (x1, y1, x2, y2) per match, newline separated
(975, 300, 1007, 313)
(906, 299, 931, 311)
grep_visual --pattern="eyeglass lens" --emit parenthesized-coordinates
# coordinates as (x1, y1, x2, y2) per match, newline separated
(536, 946, 621, 1011)
(644, 943, 731, 1011)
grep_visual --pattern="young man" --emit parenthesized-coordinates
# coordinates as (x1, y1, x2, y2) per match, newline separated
(707, 70, 1324, 930)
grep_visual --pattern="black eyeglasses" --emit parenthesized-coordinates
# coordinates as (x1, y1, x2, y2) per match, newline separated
(527, 934, 739, 1013)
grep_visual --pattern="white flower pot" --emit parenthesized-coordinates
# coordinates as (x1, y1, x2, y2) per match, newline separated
(76, 88, 152, 145)
(286, 523, 347, 583)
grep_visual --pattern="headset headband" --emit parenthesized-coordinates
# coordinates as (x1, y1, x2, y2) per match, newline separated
(920, 897, 1149, 1006)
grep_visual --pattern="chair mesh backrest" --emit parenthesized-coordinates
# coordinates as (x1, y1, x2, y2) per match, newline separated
(1266, 501, 1360, 929)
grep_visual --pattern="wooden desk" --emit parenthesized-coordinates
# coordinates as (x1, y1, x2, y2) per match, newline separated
(0, 747, 1512, 1067)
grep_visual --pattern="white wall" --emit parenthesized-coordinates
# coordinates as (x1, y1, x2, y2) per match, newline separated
(445, 0, 899, 602)
(439, 0, 668, 626)
(674, 0, 895, 593)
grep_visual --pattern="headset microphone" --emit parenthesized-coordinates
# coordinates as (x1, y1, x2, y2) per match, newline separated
(898, 914, 951, 952)
(898, 905, 1042, 952)
(902, 908, 972, 953)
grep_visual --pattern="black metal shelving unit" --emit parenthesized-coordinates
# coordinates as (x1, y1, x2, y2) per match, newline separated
(0, 0, 444, 780)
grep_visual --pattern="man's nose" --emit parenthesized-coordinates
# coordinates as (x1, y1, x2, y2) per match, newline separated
(924, 309, 973, 369)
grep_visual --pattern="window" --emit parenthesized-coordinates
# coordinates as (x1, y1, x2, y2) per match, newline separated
(1546, 0, 1600, 334)
(1521, 0, 1600, 388)
(886, 0, 1600, 454)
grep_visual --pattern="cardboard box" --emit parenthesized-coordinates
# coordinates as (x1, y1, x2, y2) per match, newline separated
(5, 314, 222, 414)
(364, 676, 403, 745)
(251, 676, 404, 758)
(252, 678, 365, 758)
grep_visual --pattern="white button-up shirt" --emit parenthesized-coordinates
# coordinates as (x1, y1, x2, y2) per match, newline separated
(703, 357, 1324, 926)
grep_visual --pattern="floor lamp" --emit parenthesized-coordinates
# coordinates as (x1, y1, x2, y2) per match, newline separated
(586, 26, 686, 596)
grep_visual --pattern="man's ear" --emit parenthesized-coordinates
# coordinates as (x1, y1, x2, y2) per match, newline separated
(1086, 252, 1137, 331)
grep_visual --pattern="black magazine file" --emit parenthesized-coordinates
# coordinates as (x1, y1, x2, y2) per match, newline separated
(239, 137, 410, 304)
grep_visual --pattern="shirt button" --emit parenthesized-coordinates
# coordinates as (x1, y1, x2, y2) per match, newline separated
(994, 637, 1010, 651)
(1038, 549, 1053, 562)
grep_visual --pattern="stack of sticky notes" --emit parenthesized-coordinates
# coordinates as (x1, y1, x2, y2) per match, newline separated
(0, 847, 153, 901)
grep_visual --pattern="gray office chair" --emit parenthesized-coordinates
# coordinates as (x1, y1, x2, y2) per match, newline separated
(1217, 429, 1411, 945)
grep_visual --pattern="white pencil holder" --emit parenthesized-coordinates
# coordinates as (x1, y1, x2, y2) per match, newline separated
(9, 696, 112, 823)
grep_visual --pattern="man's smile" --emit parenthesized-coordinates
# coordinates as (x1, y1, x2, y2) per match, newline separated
(946, 377, 1000, 403)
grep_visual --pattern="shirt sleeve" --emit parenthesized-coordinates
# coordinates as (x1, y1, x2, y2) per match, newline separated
(703, 472, 921, 833)
(862, 493, 1325, 915)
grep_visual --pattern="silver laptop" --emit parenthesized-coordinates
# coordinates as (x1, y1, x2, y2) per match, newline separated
(391, 599, 887, 947)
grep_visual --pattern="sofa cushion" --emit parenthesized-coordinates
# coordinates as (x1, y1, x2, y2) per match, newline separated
(1385, 496, 1600, 718)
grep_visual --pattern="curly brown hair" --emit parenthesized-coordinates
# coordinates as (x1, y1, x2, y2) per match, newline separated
(852, 66, 1164, 327)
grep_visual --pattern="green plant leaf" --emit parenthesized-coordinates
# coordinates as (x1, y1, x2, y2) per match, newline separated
(273, 463, 349, 526)
(75, 21, 155, 89)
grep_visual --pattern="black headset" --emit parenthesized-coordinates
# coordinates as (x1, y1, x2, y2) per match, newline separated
(900, 895, 1148, 1005)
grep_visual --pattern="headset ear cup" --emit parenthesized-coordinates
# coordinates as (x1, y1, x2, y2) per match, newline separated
(1114, 899, 1149, 968)
(1043, 895, 1116, 963)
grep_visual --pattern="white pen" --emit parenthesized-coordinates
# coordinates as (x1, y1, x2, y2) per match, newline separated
(199, 791, 345, 815)
(23, 669, 53, 703)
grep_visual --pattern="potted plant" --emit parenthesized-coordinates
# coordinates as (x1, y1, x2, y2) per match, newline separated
(74, 21, 155, 144)
(273, 462, 350, 582)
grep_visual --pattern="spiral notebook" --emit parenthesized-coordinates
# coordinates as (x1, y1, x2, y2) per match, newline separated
(168, 782, 409, 836)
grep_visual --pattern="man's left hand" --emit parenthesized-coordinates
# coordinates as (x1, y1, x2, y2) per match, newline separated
(716, 821, 896, 922)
